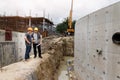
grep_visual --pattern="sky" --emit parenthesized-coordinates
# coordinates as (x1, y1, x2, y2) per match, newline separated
(0, 0, 119, 24)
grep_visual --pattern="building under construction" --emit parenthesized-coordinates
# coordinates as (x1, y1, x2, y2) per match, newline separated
(0, 16, 53, 32)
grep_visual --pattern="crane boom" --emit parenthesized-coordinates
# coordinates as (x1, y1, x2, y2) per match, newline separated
(67, 0, 74, 34)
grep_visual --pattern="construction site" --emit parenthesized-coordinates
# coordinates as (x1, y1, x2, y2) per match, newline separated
(0, 1, 120, 80)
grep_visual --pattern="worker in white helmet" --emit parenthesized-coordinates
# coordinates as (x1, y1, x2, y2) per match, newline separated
(32, 27, 42, 58)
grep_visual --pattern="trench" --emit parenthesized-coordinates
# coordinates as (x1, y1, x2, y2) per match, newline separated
(55, 56, 74, 80)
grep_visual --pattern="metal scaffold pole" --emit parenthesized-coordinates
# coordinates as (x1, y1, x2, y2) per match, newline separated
(43, 10, 45, 32)
(29, 10, 31, 27)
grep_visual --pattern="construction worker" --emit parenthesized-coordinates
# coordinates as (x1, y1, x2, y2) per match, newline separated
(24, 27, 33, 61)
(32, 27, 42, 58)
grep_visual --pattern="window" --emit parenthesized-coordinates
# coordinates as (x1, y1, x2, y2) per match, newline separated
(5, 29, 12, 41)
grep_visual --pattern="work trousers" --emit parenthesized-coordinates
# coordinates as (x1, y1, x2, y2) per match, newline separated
(33, 43, 41, 57)
(25, 45, 31, 59)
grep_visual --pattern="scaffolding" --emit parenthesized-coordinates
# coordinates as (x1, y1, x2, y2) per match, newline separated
(0, 16, 53, 32)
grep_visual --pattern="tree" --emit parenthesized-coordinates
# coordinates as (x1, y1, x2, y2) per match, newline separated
(56, 18, 76, 34)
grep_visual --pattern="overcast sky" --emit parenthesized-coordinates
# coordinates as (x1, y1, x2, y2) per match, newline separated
(0, 0, 119, 24)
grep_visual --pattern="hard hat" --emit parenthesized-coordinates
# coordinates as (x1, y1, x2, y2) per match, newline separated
(34, 27, 38, 31)
(27, 27, 33, 31)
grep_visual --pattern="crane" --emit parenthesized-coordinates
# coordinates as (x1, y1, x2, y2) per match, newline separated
(67, 0, 74, 35)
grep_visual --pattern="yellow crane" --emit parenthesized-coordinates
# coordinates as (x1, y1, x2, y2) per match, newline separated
(67, 0, 74, 34)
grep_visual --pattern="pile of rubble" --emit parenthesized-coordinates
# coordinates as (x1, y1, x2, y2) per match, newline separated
(42, 35, 74, 56)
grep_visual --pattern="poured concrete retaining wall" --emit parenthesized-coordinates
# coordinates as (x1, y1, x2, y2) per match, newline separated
(0, 30, 26, 66)
(75, 2, 120, 80)
(0, 42, 17, 67)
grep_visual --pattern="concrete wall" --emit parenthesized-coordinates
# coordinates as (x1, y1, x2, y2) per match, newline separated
(75, 2, 120, 80)
(12, 31, 26, 60)
(0, 42, 17, 67)
(0, 30, 26, 67)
